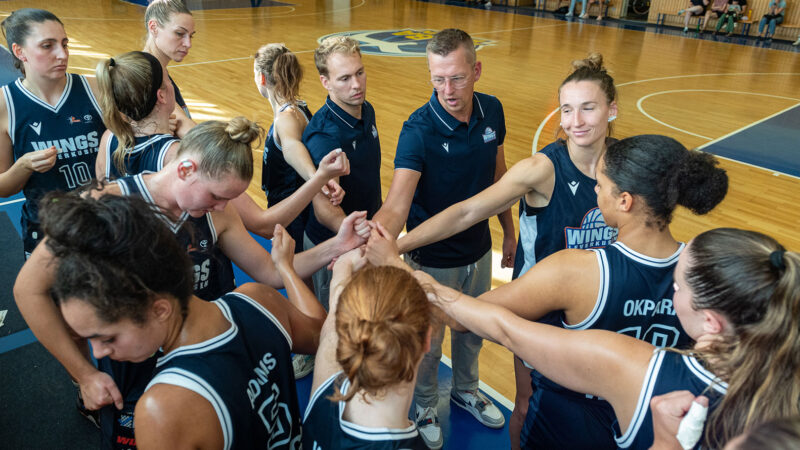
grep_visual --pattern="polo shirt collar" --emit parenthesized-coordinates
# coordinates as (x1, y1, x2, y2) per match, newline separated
(426, 90, 485, 133)
(325, 96, 360, 129)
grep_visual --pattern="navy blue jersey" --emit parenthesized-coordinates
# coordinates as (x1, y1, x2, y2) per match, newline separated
(522, 242, 690, 450)
(303, 97, 381, 245)
(303, 372, 427, 449)
(615, 350, 726, 449)
(396, 91, 505, 268)
(2, 73, 104, 253)
(170, 75, 190, 118)
(103, 133, 176, 179)
(147, 292, 301, 449)
(262, 101, 312, 205)
(116, 173, 235, 300)
(513, 139, 617, 279)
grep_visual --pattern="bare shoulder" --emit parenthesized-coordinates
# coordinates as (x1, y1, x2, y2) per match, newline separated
(135, 384, 224, 449)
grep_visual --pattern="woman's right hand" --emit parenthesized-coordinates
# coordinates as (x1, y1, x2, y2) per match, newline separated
(270, 224, 296, 270)
(317, 148, 350, 179)
(20, 146, 58, 173)
(80, 369, 124, 410)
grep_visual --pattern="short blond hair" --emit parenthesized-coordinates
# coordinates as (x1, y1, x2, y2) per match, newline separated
(314, 36, 361, 78)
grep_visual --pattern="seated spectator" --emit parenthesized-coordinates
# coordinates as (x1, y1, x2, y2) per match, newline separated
(757, 0, 787, 40)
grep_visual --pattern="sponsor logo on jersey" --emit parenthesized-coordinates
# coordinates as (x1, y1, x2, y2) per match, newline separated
(564, 207, 617, 249)
(568, 181, 580, 195)
(352, 140, 357, 150)
(442, 142, 449, 153)
(482, 126, 496, 143)
(67, 116, 81, 124)
(29, 122, 42, 135)
(623, 298, 676, 317)
(83, 114, 93, 124)
(371, 124, 378, 138)
(200, 239, 208, 249)
(115, 436, 136, 446)
(318, 29, 496, 57)
(30, 131, 100, 159)
(117, 413, 134, 429)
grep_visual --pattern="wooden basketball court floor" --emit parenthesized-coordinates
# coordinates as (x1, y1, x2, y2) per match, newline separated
(0, 0, 799, 447)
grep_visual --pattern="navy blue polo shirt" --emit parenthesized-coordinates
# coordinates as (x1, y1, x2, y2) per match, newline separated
(302, 97, 382, 244)
(396, 90, 505, 268)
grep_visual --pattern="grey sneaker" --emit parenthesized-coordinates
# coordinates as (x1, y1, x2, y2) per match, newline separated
(415, 404, 443, 449)
(292, 354, 315, 379)
(450, 389, 505, 429)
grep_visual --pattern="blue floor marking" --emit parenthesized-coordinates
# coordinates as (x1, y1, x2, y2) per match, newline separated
(698, 103, 800, 178)
(0, 328, 36, 354)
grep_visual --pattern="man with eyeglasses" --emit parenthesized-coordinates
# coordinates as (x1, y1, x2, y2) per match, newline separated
(372, 28, 514, 449)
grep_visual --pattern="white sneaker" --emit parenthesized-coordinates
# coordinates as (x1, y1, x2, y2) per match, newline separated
(451, 389, 505, 429)
(793, 37, 800, 46)
(415, 404, 443, 449)
(579, 12, 589, 18)
(565, 11, 574, 17)
(292, 354, 315, 379)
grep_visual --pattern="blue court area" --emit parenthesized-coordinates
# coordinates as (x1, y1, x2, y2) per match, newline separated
(0, 196, 510, 448)
(698, 103, 800, 178)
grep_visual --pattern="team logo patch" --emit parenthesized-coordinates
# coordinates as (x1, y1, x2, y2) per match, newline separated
(318, 29, 496, 57)
(371, 124, 378, 138)
(563, 207, 617, 249)
(442, 142, 449, 153)
(29, 122, 42, 135)
(568, 181, 580, 195)
(482, 126, 496, 143)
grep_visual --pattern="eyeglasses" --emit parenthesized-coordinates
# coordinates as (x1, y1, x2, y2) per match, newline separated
(430, 74, 471, 89)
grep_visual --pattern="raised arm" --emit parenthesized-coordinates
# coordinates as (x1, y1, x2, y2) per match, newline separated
(479, 248, 599, 323)
(396, 155, 551, 255)
(13, 240, 123, 410)
(232, 148, 349, 239)
(493, 144, 516, 268)
(309, 248, 366, 394)
(425, 280, 655, 429)
(269, 224, 327, 323)
(216, 204, 367, 288)
(371, 168, 421, 238)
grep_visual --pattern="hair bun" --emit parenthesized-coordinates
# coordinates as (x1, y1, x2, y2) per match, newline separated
(224, 116, 263, 146)
(571, 52, 605, 73)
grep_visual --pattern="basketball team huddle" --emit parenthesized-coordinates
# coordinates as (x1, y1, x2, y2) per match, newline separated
(2, 1, 799, 450)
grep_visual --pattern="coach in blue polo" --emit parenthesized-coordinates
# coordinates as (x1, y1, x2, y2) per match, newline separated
(372, 28, 515, 449)
(302, 36, 382, 313)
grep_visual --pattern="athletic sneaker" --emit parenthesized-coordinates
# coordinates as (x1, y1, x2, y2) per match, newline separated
(450, 389, 505, 429)
(793, 37, 800, 46)
(677, 9, 685, 15)
(579, 12, 589, 18)
(76, 390, 100, 429)
(565, 11, 574, 17)
(415, 404, 443, 449)
(293, 354, 315, 379)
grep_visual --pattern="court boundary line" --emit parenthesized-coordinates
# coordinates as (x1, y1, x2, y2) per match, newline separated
(532, 72, 800, 175)
(636, 90, 800, 141)
(440, 354, 515, 411)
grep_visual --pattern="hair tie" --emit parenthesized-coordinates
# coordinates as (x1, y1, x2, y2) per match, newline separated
(109, 58, 116, 67)
(770, 250, 786, 273)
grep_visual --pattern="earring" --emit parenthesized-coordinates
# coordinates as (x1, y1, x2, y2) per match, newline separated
(607, 115, 617, 122)
(180, 160, 193, 169)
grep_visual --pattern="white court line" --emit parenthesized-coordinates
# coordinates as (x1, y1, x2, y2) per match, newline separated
(440, 355, 515, 411)
(636, 90, 800, 141)
(0, 198, 24, 207)
(531, 72, 800, 157)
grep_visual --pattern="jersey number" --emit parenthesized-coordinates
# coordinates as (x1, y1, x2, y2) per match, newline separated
(617, 324, 681, 348)
(58, 162, 92, 189)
